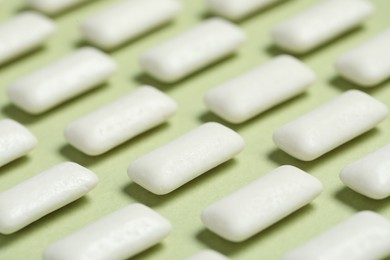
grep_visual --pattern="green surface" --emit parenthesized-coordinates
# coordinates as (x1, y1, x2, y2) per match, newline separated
(1, 0, 390, 259)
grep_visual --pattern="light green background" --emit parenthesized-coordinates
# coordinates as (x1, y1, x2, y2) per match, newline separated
(1, 0, 390, 259)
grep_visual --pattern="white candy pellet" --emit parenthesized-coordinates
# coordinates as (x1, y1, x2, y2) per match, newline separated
(0, 162, 98, 234)
(340, 143, 390, 199)
(273, 90, 388, 161)
(282, 211, 390, 260)
(140, 18, 246, 83)
(28, 0, 87, 15)
(81, 0, 181, 50)
(65, 86, 177, 156)
(207, 0, 285, 20)
(128, 122, 244, 195)
(271, 0, 374, 54)
(0, 12, 55, 65)
(43, 203, 171, 260)
(201, 165, 322, 242)
(7, 47, 117, 114)
(205, 55, 315, 124)
(187, 250, 229, 260)
(335, 27, 390, 87)
(0, 119, 37, 167)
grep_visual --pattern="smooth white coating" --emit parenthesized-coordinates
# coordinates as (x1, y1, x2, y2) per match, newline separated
(0, 162, 98, 234)
(7, 47, 117, 114)
(0, 12, 55, 65)
(335, 27, 390, 87)
(140, 18, 246, 83)
(201, 165, 322, 242)
(43, 203, 171, 260)
(28, 0, 87, 14)
(340, 143, 390, 199)
(271, 0, 374, 54)
(65, 86, 177, 156)
(282, 211, 390, 260)
(273, 90, 388, 161)
(81, 0, 181, 50)
(187, 250, 229, 260)
(128, 122, 244, 195)
(0, 119, 37, 167)
(207, 0, 285, 20)
(205, 55, 315, 123)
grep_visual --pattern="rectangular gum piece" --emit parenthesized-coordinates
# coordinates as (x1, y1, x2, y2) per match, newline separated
(43, 203, 172, 260)
(139, 18, 246, 83)
(128, 122, 244, 195)
(282, 211, 390, 260)
(0, 119, 37, 167)
(271, 0, 374, 54)
(335, 27, 390, 87)
(207, 0, 285, 21)
(340, 142, 390, 199)
(201, 165, 322, 242)
(7, 47, 117, 114)
(28, 0, 88, 15)
(273, 90, 388, 161)
(0, 12, 55, 65)
(65, 86, 177, 156)
(0, 162, 98, 234)
(81, 0, 181, 50)
(205, 55, 315, 123)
